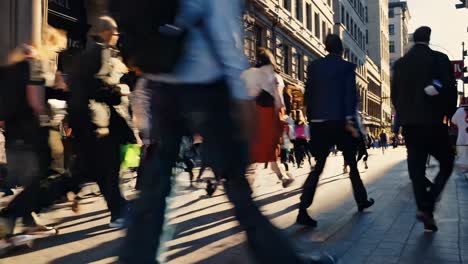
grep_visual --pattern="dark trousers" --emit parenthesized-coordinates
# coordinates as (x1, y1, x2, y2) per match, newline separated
(120, 81, 305, 264)
(1, 127, 50, 225)
(300, 121, 369, 210)
(403, 125, 454, 214)
(71, 135, 125, 220)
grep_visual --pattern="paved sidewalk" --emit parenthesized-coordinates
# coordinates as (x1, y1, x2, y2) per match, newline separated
(1, 148, 468, 264)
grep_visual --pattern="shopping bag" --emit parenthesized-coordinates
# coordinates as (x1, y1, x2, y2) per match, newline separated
(120, 144, 141, 170)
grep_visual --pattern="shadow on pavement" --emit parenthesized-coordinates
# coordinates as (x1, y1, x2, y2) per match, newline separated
(49, 237, 124, 264)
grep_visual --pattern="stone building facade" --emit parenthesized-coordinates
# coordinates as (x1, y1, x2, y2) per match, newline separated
(389, 0, 411, 66)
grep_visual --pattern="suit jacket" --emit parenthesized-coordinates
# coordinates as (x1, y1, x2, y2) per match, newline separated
(391, 44, 457, 126)
(304, 54, 357, 121)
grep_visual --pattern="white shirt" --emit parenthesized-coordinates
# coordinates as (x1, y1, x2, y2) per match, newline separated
(452, 107, 468, 146)
(241, 65, 285, 109)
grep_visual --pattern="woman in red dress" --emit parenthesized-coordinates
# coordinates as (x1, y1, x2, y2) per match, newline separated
(242, 48, 294, 188)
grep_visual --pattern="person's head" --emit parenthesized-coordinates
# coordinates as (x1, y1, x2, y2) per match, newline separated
(413, 26, 431, 44)
(90, 16, 119, 46)
(325, 34, 344, 56)
(256, 48, 278, 71)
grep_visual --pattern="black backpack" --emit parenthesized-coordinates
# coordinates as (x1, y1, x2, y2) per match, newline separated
(111, 0, 188, 74)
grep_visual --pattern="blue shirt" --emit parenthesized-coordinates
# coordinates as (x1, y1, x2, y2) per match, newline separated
(173, 0, 250, 100)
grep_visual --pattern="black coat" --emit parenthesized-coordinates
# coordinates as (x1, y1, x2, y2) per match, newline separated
(391, 44, 457, 126)
(304, 54, 357, 121)
(69, 39, 135, 144)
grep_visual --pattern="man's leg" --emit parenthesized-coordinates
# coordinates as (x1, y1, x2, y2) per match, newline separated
(95, 137, 126, 222)
(428, 126, 455, 204)
(404, 127, 433, 214)
(343, 147, 369, 206)
(120, 82, 182, 264)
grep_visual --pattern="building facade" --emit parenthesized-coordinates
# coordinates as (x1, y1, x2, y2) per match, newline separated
(367, 0, 392, 128)
(389, 0, 411, 66)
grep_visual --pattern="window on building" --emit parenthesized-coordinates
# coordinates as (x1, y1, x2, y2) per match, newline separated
(283, 0, 291, 12)
(389, 41, 395, 53)
(306, 4, 312, 31)
(346, 12, 349, 28)
(365, 7, 368, 23)
(389, 24, 395, 35)
(254, 25, 265, 48)
(314, 13, 320, 39)
(297, 53, 304, 81)
(295, 0, 303, 21)
(327, 0, 332, 8)
(389, 8, 394, 18)
(366, 29, 368, 44)
(283, 44, 291, 74)
(322, 21, 327, 44)
(341, 5, 345, 24)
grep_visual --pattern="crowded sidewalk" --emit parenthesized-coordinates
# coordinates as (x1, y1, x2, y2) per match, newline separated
(2, 147, 467, 264)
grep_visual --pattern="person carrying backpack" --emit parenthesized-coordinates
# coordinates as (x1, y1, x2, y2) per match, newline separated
(113, 0, 334, 263)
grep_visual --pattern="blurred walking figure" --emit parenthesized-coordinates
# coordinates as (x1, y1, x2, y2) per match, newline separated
(298, 34, 374, 227)
(68, 16, 134, 228)
(0, 45, 56, 241)
(115, 1, 334, 263)
(451, 102, 468, 172)
(242, 48, 294, 188)
(379, 130, 388, 154)
(392, 26, 457, 232)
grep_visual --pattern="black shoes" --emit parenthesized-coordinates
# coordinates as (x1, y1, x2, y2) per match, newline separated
(296, 210, 318, 228)
(416, 211, 438, 232)
(301, 252, 336, 264)
(358, 198, 375, 212)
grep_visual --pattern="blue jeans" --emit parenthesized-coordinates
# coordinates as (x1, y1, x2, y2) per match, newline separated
(120, 80, 305, 264)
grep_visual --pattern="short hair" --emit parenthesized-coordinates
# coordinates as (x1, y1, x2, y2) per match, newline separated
(325, 34, 344, 55)
(90, 16, 118, 36)
(413, 26, 431, 43)
(256, 48, 278, 72)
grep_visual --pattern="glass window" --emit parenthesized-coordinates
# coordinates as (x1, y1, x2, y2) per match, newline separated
(389, 24, 395, 35)
(295, 0, 303, 21)
(315, 13, 320, 39)
(341, 5, 345, 24)
(283, 0, 291, 11)
(390, 41, 395, 53)
(306, 4, 312, 31)
(283, 44, 291, 74)
(389, 8, 394, 18)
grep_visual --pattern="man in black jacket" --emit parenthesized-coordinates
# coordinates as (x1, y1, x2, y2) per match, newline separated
(391, 26, 457, 232)
(297, 35, 374, 227)
(69, 16, 133, 228)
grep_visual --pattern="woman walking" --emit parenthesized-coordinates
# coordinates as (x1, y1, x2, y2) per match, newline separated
(242, 48, 294, 188)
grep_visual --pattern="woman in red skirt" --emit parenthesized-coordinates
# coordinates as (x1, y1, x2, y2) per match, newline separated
(242, 48, 294, 188)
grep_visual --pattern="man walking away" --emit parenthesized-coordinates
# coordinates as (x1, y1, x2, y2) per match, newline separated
(379, 130, 388, 154)
(114, 0, 334, 263)
(392, 26, 457, 232)
(298, 34, 374, 227)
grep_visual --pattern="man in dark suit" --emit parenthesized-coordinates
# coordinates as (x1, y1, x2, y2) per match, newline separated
(391, 26, 457, 232)
(297, 34, 374, 227)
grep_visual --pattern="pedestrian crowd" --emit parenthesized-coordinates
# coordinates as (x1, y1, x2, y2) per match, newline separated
(0, 1, 462, 263)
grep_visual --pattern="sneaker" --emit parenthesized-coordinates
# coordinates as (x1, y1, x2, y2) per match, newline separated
(109, 218, 126, 229)
(416, 211, 438, 232)
(24, 225, 58, 238)
(296, 210, 318, 228)
(358, 198, 375, 212)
